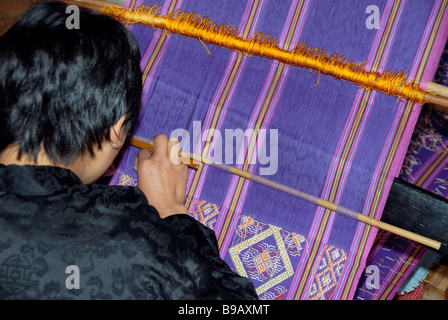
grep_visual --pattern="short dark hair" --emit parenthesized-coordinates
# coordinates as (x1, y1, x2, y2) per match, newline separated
(0, 0, 142, 164)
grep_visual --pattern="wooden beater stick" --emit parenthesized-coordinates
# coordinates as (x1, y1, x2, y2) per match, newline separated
(427, 82, 448, 99)
(129, 135, 442, 251)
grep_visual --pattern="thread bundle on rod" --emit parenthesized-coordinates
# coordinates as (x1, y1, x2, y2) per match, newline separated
(129, 135, 442, 251)
(99, 4, 448, 107)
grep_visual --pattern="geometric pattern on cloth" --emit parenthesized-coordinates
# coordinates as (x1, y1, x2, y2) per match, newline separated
(227, 215, 305, 298)
(354, 230, 424, 300)
(306, 245, 347, 300)
(188, 200, 220, 230)
(191, 209, 347, 300)
(117, 173, 138, 187)
(401, 110, 448, 196)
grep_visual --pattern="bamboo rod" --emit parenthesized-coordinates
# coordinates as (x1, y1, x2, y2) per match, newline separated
(424, 93, 448, 114)
(61, 0, 121, 11)
(427, 82, 448, 99)
(429, 103, 448, 115)
(129, 135, 442, 251)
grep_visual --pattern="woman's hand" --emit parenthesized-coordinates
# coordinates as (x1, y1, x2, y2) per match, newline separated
(135, 134, 188, 218)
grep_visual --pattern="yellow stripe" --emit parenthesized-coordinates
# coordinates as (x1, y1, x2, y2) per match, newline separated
(341, 0, 448, 299)
(140, 0, 179, 84)
(185, 0, 262, 208)
(217, 1, 305, 246)
(295, 0, 404, 299)
(379, 244, 422, 299)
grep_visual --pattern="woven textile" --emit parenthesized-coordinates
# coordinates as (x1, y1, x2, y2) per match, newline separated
(355, 42, 448, 300)
(400, 43, 448, 196)
(111, 0, 448, 299)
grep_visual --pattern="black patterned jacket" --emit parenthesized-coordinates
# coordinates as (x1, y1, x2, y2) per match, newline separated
(0, 165, 257, 300)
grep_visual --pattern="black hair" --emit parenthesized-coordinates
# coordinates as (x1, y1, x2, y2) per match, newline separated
(0, 0, 142, 164)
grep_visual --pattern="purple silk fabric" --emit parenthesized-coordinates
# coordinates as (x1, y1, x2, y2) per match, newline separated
(111, 0, 448, 299)
(355, 43, 448, 300)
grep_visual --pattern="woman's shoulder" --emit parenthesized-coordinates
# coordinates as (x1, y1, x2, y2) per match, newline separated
(83, 182, 150, 208)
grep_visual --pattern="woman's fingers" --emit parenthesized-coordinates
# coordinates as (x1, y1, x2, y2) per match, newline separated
(151, 134, 169, 158)
(168, 137, 181, 165)
(134, 133, 188, 218)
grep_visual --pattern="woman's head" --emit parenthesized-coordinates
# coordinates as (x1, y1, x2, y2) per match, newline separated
(0, 0, 142, 165)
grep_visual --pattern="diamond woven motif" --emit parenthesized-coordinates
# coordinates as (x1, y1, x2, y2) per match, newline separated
(228, 215, 307, 297)
(188, 200, 220, 230)
(242, 242, 283, 280)
(307, 245, 347, 300)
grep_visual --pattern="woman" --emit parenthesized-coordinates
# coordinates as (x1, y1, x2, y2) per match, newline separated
(0, 0, 257, 299)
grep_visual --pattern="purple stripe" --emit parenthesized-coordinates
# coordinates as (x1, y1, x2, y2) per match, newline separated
(221, 72, 291, 253)
(219, 0, 307, 230)
(336, 100, 407, 298)
(421, 156, 448, 191)
(218, 0, 309, 255)
(365, 0, 395, 69)
(140, 1, 184, 104)
(407, 138, 448, 184)
(325, 0, 406, 248)
(421, 1, 448, 86)
(310, 0, 406, 299)
(342, 0, 445, 300)
(187, 0, 262, 202)
(312, 0, 394, 210)
(374, 243, 420, 298)
(409, 0, 443, 79)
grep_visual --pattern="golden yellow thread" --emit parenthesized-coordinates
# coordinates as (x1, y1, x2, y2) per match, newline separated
(101, 5, 426, 103)
(199, 39, 211, 55)
(310, 72, 321, 89)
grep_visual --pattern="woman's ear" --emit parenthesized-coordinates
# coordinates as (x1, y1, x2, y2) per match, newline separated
(110, 115, 127, 148)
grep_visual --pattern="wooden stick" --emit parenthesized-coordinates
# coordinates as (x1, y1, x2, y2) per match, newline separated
(427, 82, 448, 99)
(129, 135, 198, 168)
(423, 93, 448, 114)
(61, 0, 121, 11)
(129, 135, 442, 251)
